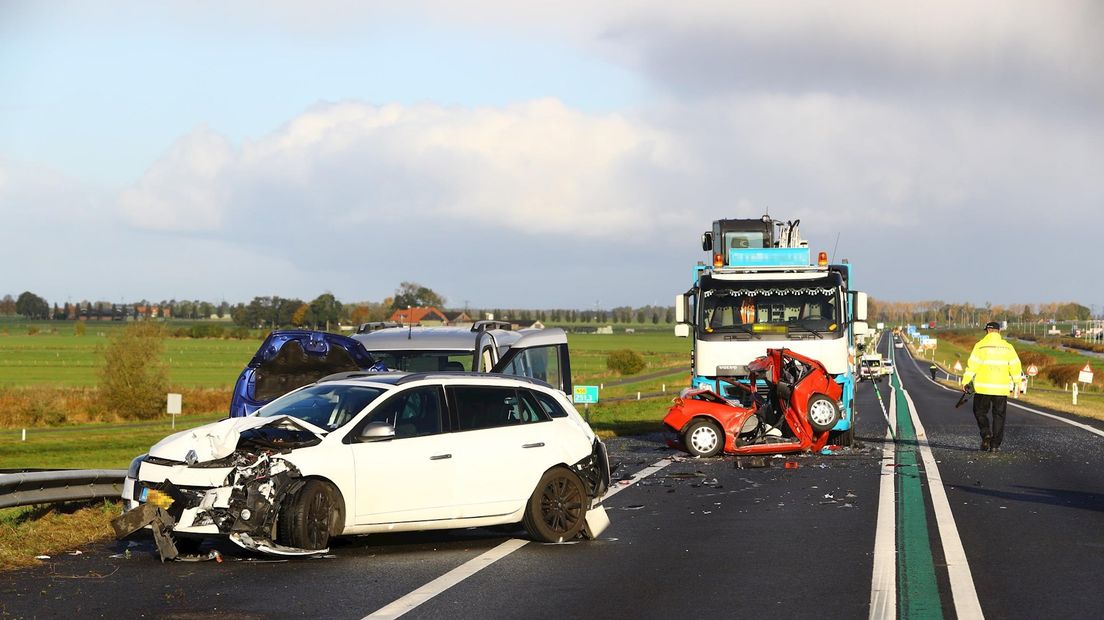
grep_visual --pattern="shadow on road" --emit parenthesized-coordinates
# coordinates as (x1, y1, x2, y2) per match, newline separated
(944, 482, 1104, 513)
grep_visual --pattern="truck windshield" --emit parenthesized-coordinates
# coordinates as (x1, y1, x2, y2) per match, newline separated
(699, 276, 842, 336)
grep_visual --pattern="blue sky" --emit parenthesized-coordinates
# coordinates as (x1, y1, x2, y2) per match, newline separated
(2, 1, 1101, 313)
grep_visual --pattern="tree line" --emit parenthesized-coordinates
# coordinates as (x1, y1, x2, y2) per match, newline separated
(0, 283, 677, 330)
(867, 299, 1093, 325)
(6, 287, 1091, 331)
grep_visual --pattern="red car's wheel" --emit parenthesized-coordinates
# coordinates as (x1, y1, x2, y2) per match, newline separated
(684, 419, 724, 457)
(807, 394, 841, 432)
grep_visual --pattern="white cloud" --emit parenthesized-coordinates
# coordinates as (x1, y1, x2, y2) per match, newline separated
(118, 126, 234, 231)
(117, 99, 682, 238)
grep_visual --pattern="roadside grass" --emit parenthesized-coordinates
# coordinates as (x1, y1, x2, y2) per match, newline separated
(0, 501, 120, 572)
(595, 369, 689, 399)
(585, 397, 674, 439)
(0, 413, 225, 469)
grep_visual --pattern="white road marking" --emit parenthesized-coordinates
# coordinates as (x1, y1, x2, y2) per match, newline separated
(364, 538, 529, 620)
(363, 457, 673, 619)
(1005, 402, 1104, 438)
(868, 425, 896, 620)
(900, 378, 985, 619)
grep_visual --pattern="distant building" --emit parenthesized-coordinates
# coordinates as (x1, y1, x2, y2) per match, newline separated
(445, 311, 474, 327)
(511, 319, 546, 330)
(389, 307, 449, 326)
(596, 325, 614, 335)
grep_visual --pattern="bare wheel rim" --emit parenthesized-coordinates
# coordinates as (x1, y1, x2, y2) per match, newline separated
(809, 399, 837, 427)
(539, 475, 584, 534)
(689, 424, 719, 454)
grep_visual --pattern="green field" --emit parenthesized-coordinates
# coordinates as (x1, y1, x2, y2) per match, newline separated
(0, 323, 260, 388)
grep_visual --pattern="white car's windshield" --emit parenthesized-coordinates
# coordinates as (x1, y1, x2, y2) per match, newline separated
(257, 384, 385, 431)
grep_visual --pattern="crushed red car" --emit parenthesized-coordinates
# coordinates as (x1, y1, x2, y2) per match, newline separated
(663, 348, 844, 457)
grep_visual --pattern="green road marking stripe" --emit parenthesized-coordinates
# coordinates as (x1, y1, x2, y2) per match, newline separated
(892, 369, 943, 619)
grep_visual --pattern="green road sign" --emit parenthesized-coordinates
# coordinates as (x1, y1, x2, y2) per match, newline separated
(573, 385, 599, 404)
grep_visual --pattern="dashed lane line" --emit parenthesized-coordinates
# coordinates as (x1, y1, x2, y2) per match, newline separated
(363, 457, 673, 619)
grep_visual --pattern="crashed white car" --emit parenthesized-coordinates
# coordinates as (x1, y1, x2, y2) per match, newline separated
(115, 372, 610, 558)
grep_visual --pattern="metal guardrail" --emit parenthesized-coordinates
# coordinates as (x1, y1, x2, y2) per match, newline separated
(0, 469, 126, 509)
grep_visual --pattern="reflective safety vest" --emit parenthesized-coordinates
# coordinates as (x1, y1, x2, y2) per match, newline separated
(962, 332, 1023, 396)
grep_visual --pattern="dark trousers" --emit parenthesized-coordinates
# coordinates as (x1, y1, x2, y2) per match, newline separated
(973, 393, 1008, 447)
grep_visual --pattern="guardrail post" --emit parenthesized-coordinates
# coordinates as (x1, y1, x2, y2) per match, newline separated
(1073, 383, 1078, 405)
(22, 428, 26, 441)
(637, 392, 641, 400)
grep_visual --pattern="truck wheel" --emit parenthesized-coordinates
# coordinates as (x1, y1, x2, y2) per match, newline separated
(829, 425, 854, 447)
(523, 467, 587, 543)
(277, 479, 340, 550)
(807, 395, 842, 432)
(684, 419, 724, 457)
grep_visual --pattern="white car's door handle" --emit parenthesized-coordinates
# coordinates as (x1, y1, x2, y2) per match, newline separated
(430, 454, 452, 460)
(522, 442, 545, 449)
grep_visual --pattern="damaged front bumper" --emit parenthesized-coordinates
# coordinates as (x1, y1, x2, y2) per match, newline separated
(572, 438, 612, 539)
(114, 451, 324, 560)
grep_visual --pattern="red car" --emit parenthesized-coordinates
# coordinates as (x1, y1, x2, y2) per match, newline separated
(663, 348, 843, 457)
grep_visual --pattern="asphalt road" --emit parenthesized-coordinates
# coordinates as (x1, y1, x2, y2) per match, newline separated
(2, 335, 1102, 619)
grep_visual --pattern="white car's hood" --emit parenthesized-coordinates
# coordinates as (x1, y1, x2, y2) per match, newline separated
(148, 416, 328, 462)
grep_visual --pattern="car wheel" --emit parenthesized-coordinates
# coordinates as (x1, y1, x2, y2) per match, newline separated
(807, 394, 842, 432)
(523, 467, 588, 543)
(684, 419, 724, 457)
(277, 479, 340, 550)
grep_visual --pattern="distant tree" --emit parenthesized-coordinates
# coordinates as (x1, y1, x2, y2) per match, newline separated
(291, 303, 310, 326)
(308, 293, 342, 329)
(15, 291, 49, 319)
(0, 295, 15, 315)
(98, 321, 169, 420)
(391, 282, 446, 310)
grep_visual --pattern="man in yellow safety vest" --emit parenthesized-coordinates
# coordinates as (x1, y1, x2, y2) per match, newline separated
(962, 321, 1023, 451)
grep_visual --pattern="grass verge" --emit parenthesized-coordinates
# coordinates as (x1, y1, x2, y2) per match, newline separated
(584, 397, 673, 439)
(0, 413, 225, 469)
(0, 501, 119, 572)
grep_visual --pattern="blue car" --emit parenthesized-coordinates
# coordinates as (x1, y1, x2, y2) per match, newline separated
(230, 330, 386, 417)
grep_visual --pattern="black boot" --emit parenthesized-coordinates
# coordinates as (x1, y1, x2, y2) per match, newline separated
(980, 436, 991, 451)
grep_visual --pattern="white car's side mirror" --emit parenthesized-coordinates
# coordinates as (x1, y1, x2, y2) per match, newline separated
(357, 422, 396, 442)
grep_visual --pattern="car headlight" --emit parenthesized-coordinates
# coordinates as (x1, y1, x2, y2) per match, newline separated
(127, 453, 148, 479)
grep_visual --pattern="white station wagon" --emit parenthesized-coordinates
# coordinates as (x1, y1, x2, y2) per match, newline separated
(115, 372, 610, 558)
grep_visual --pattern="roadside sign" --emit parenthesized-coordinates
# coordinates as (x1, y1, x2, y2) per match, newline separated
(167, 393, 182, 429)
(876, 322, 885, 330)
(953, 360, 963, 373)
(1026, 364, 1038, 377)
(1078, 363, 1094, 384)
(573, 385, 600, 404)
